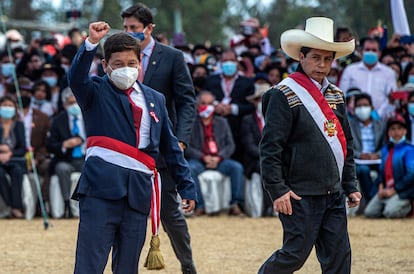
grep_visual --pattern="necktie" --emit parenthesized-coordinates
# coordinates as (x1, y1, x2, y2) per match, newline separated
(138, 53, 146, 82)
(125, 87, 143, 146)
(71, 116, 83, 158)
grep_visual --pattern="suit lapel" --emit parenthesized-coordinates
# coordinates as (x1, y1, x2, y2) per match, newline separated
(143, 42, 161, 84)
(140, 84, 158, 142)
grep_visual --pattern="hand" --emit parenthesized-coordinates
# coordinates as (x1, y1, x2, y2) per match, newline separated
(88, 21, 110, 44)
(273, 190, 301, 215)
(0, 151, 11, 164)
(181, 199, 196, 213)
(63, 137, 83, 149)
(178, 142, 186, 151)
(347, 192, 362, 208)
(203, 155, 220, 169)
(382, 187, 396, 198)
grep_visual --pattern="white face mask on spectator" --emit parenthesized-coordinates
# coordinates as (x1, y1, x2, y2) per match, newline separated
(354, 106, 371, 121)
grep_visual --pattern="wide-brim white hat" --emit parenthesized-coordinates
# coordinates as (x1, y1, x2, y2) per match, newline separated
(281, 17, 355, 61)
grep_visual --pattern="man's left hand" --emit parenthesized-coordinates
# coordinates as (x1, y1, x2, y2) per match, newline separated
(347, 192, 362, 208)
(181, 199, 196, 213)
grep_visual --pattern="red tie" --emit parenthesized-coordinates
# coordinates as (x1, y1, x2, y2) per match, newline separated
(124, 87, 143, 146)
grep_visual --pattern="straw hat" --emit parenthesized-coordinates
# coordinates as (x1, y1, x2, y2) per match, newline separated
(280, 17, 355, 61)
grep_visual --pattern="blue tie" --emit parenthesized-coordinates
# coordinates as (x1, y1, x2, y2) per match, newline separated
(72, 116, 83, 158)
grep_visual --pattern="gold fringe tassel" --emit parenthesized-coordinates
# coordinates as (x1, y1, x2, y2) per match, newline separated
(144, 235, 165, 270)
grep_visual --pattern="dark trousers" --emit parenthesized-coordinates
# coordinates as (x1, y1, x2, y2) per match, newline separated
(0, 160, 26, 209)
(74, 196, 147, 274)
(160, 168, 195, 271)
(258, 191, 351, 274)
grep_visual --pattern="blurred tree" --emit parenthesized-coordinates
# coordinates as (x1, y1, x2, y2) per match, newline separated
(97, 0, 123, 30)
(10, 0, 36, 20)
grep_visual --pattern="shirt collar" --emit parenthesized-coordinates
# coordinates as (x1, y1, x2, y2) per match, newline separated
(309, 77, 329, 93)
(142, 37, 155, 57)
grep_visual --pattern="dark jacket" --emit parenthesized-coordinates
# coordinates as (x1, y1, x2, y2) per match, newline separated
(241, 113, 261, 177)
(349, 118, 385, 158)
(260, 74, 358, 201)
(377, 141, 414, 200)
(185, 116, 235, 160)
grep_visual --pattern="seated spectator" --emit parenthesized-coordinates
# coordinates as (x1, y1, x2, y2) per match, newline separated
(190, 64, 208, 95)
(241, 83, 274, 216)
(266, 64, 284, 86)
(35, 62, 64, 113)
(0, 95, 27, 218)
(47, 87, 85, 218)
(19, 78, 51, 212)
(349, 93, 385, 204)
(185, 91, 244, 216)
(31, 79, 55, 117)
(364, 115, 414, 218)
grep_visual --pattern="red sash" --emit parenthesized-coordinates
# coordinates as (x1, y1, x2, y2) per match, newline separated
(87, 136, 161, 237)
(289, 72, 347, 159)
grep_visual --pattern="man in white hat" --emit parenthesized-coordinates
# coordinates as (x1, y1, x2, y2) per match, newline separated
(259, 17, 362, 273)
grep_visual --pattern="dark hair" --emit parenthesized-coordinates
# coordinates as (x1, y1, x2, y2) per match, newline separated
(103, 32, 141, 62)
(32, 79, 52, 100)
(360, 36, 380, 49)
(121, 3, 153, 27)
(68, 28, 82, 39)
(335, 27, 352, 41)
(354, 92, 373, 106)
(220, 48, 238, 60)
(300, 47, 336, 59)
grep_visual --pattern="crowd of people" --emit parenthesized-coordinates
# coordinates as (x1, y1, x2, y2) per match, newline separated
(0, 10, 413, 223)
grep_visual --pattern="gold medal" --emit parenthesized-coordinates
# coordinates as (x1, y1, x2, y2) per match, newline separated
(324, 119, 337, 137)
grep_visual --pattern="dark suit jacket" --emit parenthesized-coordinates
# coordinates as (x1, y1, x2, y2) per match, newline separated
(241, 113, 261, 176)
(349, 118, 385, 158)
(68, 43, 196, 214)
(143, 41, 196, 146)
(0, 121, 26, 158)
(30, 108, 50, 163)
(203, 74, 255, 161)
(185, 116, 235, 161)
(47, 110, 83, 165)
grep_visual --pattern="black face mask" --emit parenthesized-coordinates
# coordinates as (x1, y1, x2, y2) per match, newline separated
(21, 95, 32, 108)
(193, 76, 206, 88)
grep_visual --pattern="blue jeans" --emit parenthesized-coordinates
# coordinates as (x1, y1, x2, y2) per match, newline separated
(356, 164, 378, 202)
(187, 159, 244, 209)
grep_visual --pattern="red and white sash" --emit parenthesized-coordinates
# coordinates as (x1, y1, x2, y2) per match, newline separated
(86, 136, 161, 237)
(280, 73, 347, 180)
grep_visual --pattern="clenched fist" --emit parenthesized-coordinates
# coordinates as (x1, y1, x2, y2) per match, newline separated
(88, 21, 111, 44)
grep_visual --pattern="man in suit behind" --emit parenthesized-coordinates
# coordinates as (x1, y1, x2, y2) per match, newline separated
(121, 4, 197, 274)
(203, 48, 255, 164)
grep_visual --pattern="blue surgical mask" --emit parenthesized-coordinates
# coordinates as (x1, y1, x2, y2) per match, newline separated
(408, 103, 414, 116)
(362, 51, 378, 66)
(390, 135, 406, 144)
(221, 61, 238, 76)
(0, 106, 16, 119)
(408, 75, 414, 84)
(1, 63, 15, 77)
(42, 76, 58, 87)
(32, 98, 46, 106)
(128, 27, 147, 42)
(67, 103, 81, 116)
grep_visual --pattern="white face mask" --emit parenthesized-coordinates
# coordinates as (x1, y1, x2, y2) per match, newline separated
(107, 65, 139, 90)
(354, 106, 372, 121)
